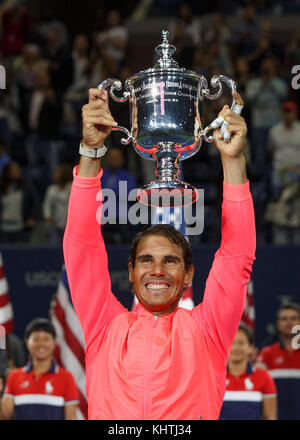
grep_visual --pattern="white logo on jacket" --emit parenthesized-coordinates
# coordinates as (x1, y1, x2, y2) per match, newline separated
(244, 378, 254, 390)
(45, 381, 54, 394)
(275, 357, 284, 365)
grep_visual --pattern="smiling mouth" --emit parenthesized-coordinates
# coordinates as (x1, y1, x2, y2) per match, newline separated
(145, 283, 171, 291)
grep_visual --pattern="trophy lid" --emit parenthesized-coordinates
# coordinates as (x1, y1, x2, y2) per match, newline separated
(126, 29, 202, 85)
(154, 30, 179, 68)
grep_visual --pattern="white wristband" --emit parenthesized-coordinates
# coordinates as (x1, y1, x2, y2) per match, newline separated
(79, 143, 107, 158)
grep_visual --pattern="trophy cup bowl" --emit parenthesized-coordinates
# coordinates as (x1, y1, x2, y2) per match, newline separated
(98, 30, 238, 207)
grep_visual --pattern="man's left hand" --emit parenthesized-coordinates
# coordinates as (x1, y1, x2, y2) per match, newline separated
(213, 91, 247, 159)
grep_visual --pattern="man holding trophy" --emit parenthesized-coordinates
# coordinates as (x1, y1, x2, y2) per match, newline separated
(63, 32, 256, 420)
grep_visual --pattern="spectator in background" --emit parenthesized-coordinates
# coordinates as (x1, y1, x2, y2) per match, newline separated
(264, 101, 300, 244)
(245, 57, 288, 177)
(0, 161, 39, 244)
(234, 57, 250, 95)
(25, 66, 63, 195)
(242, 20, 282, 75)
(65, 34, 90, 101)
(87, 14, 127, 87)
(268, 101, 300, 194)
(168, 2, 202, 47)
(0, 318, 78, 420)
(63, 34, 90, 137)
(286, 28, 300, 69)
(42, 23, 73, 97)
(0, 138, 11, 177)
(204, 13, 231, 48)
(204, 40, 233, 77)
(192, 39, 231, 80)
(0, 64, 11, 142)
(35, 4, 68, 50)
(203, 13, 232, 74)
(191, 44, 213, 78)
(96, 9, 128, 74)
(256, 303, 300, 420)
(171, 23, 195, 70)
(108, 65, 142, 180)
(233, 5, 260, 58)
(101, 146, 136, 244)
(12, 43, 43, 135)
(0, 0, 32, 58)
(220, 324, 277, 420)
(286, 28, 300, 108)
(0, 331, 25, 415)
(84, 36, 115, 89)
(0, 333, 25, 379)
(12, 43, 42, 92)
(233, 58, 251, 127)
(43, 163, 73, 247)
(0, 52, 21, 141)
(102, 146, 136, 194)
(27, 67, 62, 138)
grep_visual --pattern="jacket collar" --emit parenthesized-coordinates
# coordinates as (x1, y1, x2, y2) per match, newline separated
(227, 361, 254, 376)
(246, 361, 254, 374)
(24, 359, 58, 374)
(278, 338, 300, 351)
(136, 302, 175, 321)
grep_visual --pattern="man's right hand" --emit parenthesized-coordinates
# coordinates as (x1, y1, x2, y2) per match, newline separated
(82, 88, 117, 149)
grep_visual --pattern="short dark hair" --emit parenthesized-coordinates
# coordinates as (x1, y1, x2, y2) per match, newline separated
(238, 323, 255, 345)
(24, 318, 56, 340)
(276, 302, 300, 321)
(129, 224, 193, 271)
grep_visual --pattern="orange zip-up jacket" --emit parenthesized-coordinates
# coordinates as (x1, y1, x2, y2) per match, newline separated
(63, 167, 256, 420)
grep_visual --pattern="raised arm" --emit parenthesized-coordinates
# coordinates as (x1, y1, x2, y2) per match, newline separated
(192, 92, 256, 367)
(63, 89, 126, 360)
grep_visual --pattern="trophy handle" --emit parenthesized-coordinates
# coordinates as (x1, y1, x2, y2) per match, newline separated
(97, 79, 134, 145)
(200, 75, 243, 143)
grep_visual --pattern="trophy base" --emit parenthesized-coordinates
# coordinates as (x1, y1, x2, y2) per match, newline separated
(137, 180, 198, 208)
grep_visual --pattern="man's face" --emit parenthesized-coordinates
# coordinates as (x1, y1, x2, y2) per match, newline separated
(128, 235, 194, 316)
(26, 331, 55, 361)
(282, 109, 297, 125)
(277, 309, 300, 338)
(229, 330, 252, 364)
(261, 59, 275, 77)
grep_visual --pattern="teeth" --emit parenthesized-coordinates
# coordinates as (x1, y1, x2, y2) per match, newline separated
(146, 284, 169, 290)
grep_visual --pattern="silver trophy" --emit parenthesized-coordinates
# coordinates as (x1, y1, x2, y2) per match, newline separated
(98, 30, 241, 207)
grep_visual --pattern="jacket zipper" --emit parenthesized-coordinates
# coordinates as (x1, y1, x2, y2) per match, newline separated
(143, 315, 158, 419)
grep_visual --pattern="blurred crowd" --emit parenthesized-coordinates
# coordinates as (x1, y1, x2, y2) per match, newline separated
(153, 0, 300, 15)
(0, 0, 299, 246)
